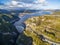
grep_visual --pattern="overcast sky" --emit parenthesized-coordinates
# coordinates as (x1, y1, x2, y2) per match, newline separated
(0, 0, 60, 9)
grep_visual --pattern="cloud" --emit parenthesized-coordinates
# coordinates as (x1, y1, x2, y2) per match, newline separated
(14, 0, 35, 3)
(38, 0, 46, 3)
(0, 0, 47, 9)
(34, 0, 46, 3)
(11, 0, 47, 7)
(11, 1, 18, 5)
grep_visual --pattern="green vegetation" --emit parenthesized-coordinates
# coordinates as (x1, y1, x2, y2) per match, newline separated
(0, 14, 18, 45)
(53, 11, 60, 15)
(0, 11, 60, 45)
(0, 14, 34, 45)
(25, 15, 60, 45)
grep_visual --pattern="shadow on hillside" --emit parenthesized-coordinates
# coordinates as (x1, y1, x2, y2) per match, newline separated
(16, 33, 33, 45)
(0, 22, 33, 45)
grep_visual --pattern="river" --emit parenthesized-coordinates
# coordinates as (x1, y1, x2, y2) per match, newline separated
(14, 11, 52, 26)
(13, 11, 52, 33)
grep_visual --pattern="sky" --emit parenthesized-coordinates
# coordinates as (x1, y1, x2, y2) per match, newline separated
(0, 0, 60, 10)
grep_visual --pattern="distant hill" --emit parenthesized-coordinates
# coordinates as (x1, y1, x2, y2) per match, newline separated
(0, 9, 40, 14)
(0, 9, 11, 14)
